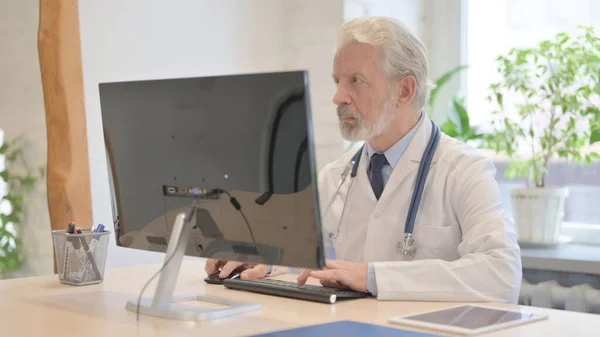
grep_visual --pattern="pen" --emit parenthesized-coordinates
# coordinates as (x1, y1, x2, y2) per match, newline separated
(75, 228, 102, 280)
(76, 224, 105, 282)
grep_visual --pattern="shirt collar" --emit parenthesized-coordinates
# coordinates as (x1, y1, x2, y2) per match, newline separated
(365, 112, 424, 168)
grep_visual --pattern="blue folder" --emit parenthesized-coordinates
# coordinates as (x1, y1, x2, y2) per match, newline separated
(251, 320, 444, 337)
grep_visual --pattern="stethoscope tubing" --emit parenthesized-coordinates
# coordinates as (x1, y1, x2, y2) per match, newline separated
(322, 120, 440, 241)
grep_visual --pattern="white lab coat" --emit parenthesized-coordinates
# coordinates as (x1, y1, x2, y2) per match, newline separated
(319, 114, 522, 303)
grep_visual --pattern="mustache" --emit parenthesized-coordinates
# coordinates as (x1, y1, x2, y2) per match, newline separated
(337, 104, 358, 119)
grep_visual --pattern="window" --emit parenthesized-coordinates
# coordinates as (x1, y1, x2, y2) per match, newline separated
(466, 0, 600, 127)
(465, 0, 600, 241)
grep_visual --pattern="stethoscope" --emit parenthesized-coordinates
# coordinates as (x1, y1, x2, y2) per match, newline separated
(321, 120, 441, 257)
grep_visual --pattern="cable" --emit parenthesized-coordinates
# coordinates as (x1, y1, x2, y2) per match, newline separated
(134, 189, 255, 322)
(238, 211, 254, 243)
(213, 189, 256, 243)
(135, 246, 178, 322)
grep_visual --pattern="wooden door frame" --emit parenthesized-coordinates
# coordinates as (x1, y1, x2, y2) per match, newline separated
(38, 0, 93, 271)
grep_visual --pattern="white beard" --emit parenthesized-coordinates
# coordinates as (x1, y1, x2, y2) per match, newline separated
(337, 96, 396, 142)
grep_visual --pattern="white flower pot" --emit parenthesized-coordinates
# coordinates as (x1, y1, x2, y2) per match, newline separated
(510, 187, 569, 246)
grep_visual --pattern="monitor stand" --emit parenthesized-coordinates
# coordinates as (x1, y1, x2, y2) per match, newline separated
(125, 204, 261, 320)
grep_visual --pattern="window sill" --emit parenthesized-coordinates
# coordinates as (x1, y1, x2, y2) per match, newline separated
(521, 243, 600, 275)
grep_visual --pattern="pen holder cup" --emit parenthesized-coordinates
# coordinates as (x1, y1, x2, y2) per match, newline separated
(52, 229, 111, 286)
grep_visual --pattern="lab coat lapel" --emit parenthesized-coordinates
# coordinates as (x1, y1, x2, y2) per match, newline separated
(377, 115, 437, 208)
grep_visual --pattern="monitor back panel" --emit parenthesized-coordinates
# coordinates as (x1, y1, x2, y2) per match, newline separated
(99, 71, 324, 269)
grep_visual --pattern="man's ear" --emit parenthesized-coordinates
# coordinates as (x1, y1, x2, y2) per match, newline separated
(396, 75, 417, 107)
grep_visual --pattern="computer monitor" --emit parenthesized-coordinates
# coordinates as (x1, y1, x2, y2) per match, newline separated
(98, 70, 325, 270)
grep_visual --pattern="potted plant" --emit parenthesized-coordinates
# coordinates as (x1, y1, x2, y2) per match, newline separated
(484, 26, 600, 245)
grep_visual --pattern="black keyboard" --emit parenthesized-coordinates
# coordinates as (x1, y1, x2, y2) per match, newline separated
(222, 278, 371, 304)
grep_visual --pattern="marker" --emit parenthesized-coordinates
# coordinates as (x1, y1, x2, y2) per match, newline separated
(63, 222, 76, 281)
(76, 227, 102, 280)
(76, 224, 105, 282)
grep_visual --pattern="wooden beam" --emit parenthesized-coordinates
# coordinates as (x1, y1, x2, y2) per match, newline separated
(38, 0, 93, 240)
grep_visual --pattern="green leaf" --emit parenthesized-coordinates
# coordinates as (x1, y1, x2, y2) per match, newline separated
(591, 129, 600, 144)
(464, 127, 483, 141)
(505, 165, 517, 180)
(451, 94, 470, 134)
(0, 171, 7, 182)
(496, 93, 504, 108)
(4, 213, 19, 225)
(6, 148, 23, 163)
(504, 119, 514, 133)
(428, 65, 468, 108)
(441, 120, 459, 137)
(22, 177, 37, 189)
(591, 107, 600, 122)
(590, 152, 600, 159)
(578, 86, 593, 99)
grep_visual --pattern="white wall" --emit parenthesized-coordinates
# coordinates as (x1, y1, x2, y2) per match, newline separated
(344, 0, 425, 36)
(282, 0, 345, 172)
(0, 0, 53, 277)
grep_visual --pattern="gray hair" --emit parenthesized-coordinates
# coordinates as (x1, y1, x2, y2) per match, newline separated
(337, 16, 430, 109)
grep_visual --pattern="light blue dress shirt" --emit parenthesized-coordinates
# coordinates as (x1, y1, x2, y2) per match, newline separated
(364, 114, 424, 295)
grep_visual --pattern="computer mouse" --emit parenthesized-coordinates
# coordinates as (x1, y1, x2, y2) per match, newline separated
(203, 269, 243, 285)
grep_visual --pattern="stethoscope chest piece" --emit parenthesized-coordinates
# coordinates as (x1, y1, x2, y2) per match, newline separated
(396, 233, 417, 257)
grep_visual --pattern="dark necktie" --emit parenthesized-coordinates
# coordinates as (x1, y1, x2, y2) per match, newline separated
(369, 153, 388, 200)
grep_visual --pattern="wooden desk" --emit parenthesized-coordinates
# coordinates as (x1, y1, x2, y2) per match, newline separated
(1, 259, 599, 337)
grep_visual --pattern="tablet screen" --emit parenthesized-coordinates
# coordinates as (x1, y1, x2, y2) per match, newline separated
(403, 305, 536, 330)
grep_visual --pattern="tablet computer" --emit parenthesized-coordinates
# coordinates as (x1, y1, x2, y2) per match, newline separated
(388, 305, 547, 335)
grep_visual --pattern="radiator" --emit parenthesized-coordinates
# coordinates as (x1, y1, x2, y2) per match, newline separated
(519, 279, 600, 314)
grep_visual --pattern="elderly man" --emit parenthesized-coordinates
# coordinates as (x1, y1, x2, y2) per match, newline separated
(206, 16, 522, 303)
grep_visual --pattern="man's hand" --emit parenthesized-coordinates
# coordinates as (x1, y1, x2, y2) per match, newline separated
(205, 259, 269, 280)
(297, 260, 369, 292)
